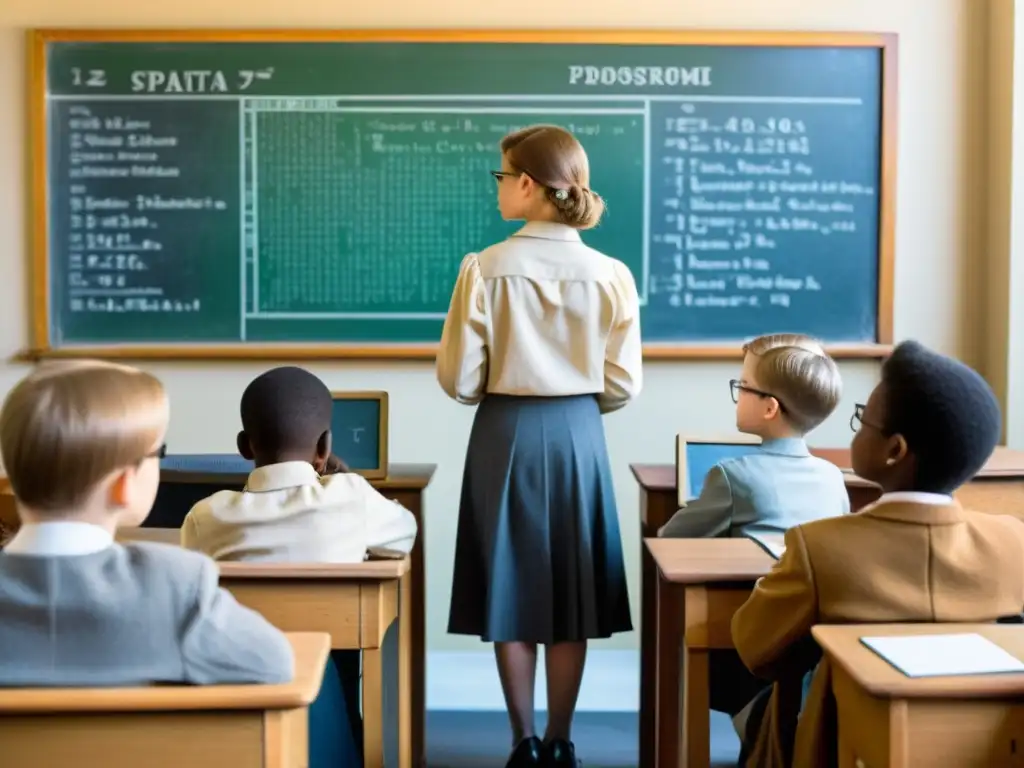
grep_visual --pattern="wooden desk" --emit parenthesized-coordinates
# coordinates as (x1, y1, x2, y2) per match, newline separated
(218, 558, 411, 768)
(0, 632, 328, 768)
(346, 464, 432, 768)
(116, 529, 410, 766)
(646, 538, 774, 768)
(632, 446, 1024, 768)
(814, 624, 1024, 767)
(9, 464, 435, 768)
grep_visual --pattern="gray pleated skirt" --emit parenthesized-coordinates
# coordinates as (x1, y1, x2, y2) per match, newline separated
(447, 394, 633, 644)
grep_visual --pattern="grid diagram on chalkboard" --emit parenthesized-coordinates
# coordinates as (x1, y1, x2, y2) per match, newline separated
(31, 30, 897, 359)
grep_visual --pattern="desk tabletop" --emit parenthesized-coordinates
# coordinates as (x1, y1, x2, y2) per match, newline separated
(0, 632, 329, 713)
(2, 465, 436, 492)
(219, 559, 409, 580)
(159, 462, 437, 490)
(117, 528, 179, 545)
(646, 537, 775, 583)
(630, 446, 1024, 492)
(116, 527, 409, 579)
(813, 624, 1024, 698)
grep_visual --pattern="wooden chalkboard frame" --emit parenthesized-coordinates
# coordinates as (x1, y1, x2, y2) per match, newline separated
(675, 432, 761, 507)
(27, 28, 898, 362)
(330, 390, 389, 480)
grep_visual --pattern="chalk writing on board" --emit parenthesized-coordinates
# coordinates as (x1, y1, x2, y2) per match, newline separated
(52, 98, 875, 321)
(568, 65, 712, 88)
(44, 42, 882, 344)
(647, 103, 875, 311)
(59, 104, 228, 315)
(238, 105, 645, 318)
(70, 67, 277, 93)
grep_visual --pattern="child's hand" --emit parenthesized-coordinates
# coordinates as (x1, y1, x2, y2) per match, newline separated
(322, 454, 350, 474)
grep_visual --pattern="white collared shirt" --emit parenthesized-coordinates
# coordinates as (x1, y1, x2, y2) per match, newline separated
(868, 491, 955, 510)
(4, 522, 114, 556)
(180, 462, 417, 564)
(436, 221, 643, 414)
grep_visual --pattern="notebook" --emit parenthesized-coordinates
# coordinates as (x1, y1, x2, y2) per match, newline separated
(861, 633, 1024, 678)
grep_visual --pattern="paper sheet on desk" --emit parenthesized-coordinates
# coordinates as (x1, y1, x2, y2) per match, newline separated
(748, 532, 786, 560)
(861, 633, 1024, 677)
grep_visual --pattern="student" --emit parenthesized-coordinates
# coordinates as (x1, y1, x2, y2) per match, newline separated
(181, 365, 416, 562)
(732, 340, 1024, 767)
(656, 333, 849, 733)
(659, 333, 848, 540)
(437, 125, 641, 768)
(0, 361, 294, 687)
(181, 365, 417, 766)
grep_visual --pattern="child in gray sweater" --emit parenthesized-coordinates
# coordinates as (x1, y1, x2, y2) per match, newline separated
(0, 360, 293, 687)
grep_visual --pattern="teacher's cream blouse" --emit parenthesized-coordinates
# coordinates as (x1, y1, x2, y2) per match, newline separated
(436, 221, 643, 414)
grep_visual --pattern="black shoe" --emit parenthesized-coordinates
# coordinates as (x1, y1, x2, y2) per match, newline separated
(544, 738, 579, 767)
(505, 736, 544, 767)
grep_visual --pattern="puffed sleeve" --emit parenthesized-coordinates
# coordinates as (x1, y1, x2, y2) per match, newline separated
(436, 254, 489, 404)
(598, 261, 643, 414)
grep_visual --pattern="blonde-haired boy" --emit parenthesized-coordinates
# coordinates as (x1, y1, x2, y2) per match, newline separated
(0, 361, 294, 687)
(660, 333, 848, 540)
(658, 334, 850, 727)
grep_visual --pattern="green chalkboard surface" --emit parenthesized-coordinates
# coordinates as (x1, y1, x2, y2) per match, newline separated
(32, 30, 896, 359)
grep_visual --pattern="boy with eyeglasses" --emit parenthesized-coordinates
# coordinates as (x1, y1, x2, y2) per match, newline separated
(733, 340, 1024, 766)
(659, 333, 849, 540)
(0, 361, 293, 687)
(658, 333, 849, 726)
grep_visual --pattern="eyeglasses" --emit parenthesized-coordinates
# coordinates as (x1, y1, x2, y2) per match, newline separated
(850, 404, 884, 433)
(490, 170, 519, 183)
(729, 379, 787, 413)
(146, 444, 167, 460)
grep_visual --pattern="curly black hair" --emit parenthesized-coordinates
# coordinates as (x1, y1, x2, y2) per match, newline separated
(239, 366, 333, 455)
(880, 341, 1001, 493)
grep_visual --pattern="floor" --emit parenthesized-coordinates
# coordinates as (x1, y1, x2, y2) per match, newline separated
(424, 709, 741, 768)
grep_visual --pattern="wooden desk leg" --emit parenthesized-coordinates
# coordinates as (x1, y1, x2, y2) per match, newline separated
(680, 639, 710, 768)
(363, 648, 384, 768)
(655, 578, 684, 768)
(837, 733, 858, 768)
(398, 571, 413, 768)
(408, 500, 426, 767)
(264, 708, 307, 768)
(640, 531, 658, 767)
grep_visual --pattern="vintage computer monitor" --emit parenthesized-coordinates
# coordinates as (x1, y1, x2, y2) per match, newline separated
(675, 433, 761, 509)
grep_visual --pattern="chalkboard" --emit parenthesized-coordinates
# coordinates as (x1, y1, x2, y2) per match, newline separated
(31, 30, 897, 360)
(675, 434, 760, 506)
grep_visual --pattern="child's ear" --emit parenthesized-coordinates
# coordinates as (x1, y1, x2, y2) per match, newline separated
(107, 469, 132, 509)
(312, 431, 332, 474)
(886, 433, 909, 465)
(316, 430, 332, 460)
(237, 431, 255, 460)
(764, 397, 782, 421)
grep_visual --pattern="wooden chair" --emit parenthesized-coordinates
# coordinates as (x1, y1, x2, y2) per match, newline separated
(0, 632, 329, 768)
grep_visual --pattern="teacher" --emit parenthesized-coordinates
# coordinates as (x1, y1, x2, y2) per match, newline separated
(436, 124, 643, 768)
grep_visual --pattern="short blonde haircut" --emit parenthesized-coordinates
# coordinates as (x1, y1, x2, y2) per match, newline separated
(0, 360, 168, 513)
(742, 333, 842, 434)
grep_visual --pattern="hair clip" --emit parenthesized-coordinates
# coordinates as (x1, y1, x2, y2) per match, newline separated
(553, 188, 568, 200)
